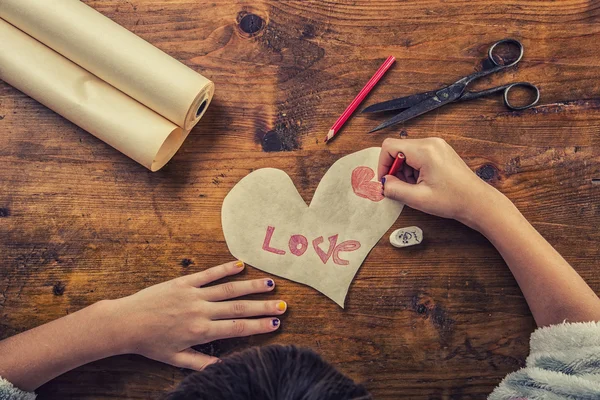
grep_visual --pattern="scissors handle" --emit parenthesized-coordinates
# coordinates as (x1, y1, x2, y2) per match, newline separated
(488, 38, 524, 68)
(460, 82, 540, 110)
(461, 39, 525, 86)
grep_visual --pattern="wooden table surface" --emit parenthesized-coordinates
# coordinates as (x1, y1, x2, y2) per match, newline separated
(1, 1, 600, 398)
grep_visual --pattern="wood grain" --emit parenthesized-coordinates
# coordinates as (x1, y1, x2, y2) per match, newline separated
(1, 0, 599, 398)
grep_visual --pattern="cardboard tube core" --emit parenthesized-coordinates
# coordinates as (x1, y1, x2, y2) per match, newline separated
(185, 82, 214, 129)
(196, 99, 208, 118)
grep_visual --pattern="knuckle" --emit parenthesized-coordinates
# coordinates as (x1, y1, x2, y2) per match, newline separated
(430, 137, 447, 148)
(164, 353, 179, 366)
(171, 279, 187, 290)
(232, 302, 247, 317)
(190, 323, 209, 338)
(251, 279, 263, 291)
(202, 268, 215, 282)
(171, 353, 191, 369)
(221, 282, 236, 297)
(423, 143, 437, 155)
(384, 186, 399, 200)
(231, 320, 246, 335)
(383, 137, 400, 150)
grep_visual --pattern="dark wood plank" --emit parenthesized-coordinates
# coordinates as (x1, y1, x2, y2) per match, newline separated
(1, 1, 599, 399)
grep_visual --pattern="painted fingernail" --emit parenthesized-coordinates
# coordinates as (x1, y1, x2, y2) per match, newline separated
(272, 318, 280, 328)
(266, 279, 275, 288)
(235, 261, 244, 268)
(276, 301, 287, 312)
(381, 177, 386, 186)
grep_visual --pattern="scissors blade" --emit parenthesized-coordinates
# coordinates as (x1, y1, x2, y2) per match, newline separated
(362, 91, 437, 113)
(368, 95, 444, 133)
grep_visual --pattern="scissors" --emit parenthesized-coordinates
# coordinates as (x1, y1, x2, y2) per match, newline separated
(363, 38, 540, 133)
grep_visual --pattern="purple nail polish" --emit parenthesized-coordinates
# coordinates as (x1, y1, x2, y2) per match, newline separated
(266, 279, 274, 287)
(381, 177, 386, 185)
(272, 319, 280, 327)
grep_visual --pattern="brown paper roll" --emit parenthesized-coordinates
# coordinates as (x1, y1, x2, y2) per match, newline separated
(0, 20, 185, 171)
(0, 0, 215, 171)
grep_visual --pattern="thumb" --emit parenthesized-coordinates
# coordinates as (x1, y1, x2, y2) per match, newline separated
(170, 348, 220, 371)
(382, 174, 428, 206)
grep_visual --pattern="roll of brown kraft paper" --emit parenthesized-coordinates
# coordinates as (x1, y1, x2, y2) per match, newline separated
(0, 0, 215, 171)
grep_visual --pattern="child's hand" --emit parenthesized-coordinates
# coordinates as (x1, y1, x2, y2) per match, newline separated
(108, 261, 286, 371)
(379, 137, 500, 226)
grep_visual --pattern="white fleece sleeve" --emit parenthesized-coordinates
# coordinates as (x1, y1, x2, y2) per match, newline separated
(0, 376, 35, 400)
(489, 321, 600, 400)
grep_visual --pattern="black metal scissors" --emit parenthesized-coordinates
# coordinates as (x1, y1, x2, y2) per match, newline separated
(363, 39, 540, 133)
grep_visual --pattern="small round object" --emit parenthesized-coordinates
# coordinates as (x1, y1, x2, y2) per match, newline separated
(503, 82, 540, 110)
(390, 226, 423, 248)
(488, 38, 524, 68)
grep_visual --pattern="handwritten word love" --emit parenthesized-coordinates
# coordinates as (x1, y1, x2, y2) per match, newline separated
(262, 226, 361, 266)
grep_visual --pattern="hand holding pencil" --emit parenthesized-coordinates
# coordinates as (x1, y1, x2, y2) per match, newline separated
(378, 137, 497, 227)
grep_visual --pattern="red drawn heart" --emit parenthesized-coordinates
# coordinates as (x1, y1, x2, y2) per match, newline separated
(351, 166, 384, 202)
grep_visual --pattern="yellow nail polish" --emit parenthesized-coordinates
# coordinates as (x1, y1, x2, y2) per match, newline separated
(276, 301, 287, 312)
(235, 261, 244, 268)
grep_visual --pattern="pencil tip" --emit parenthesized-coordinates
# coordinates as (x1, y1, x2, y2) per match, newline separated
(324, 129, 335, 143)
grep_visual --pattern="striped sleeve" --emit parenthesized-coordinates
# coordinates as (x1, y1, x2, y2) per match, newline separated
(489, 321, 600, 400)
(0, 377, 35, 400)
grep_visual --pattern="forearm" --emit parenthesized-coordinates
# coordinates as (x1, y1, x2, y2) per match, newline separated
(466, 187, 600, 327)
(0, 300, 123, 391)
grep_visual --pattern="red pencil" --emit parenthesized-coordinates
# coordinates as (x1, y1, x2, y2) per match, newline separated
(388, 153, 405, 176)
(325, 55, 396, 143)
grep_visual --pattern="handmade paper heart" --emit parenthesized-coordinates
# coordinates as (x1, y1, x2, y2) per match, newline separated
(221, 147, 404, 307)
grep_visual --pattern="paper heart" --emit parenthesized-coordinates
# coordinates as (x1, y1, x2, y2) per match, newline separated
(221, 147, 404, 307)
(351, 166, 384, 202)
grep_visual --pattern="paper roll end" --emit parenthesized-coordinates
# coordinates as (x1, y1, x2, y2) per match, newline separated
(150, 127, 188, 172)
(184, 81, 215, 130)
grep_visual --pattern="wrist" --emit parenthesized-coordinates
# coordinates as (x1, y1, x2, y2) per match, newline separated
(457, 184, 515, 232)
(89, 299, 132, 356)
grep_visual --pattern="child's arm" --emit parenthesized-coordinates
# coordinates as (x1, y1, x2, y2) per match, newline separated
(0, 261, 286, 392)
(379, 138, 600, 327)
